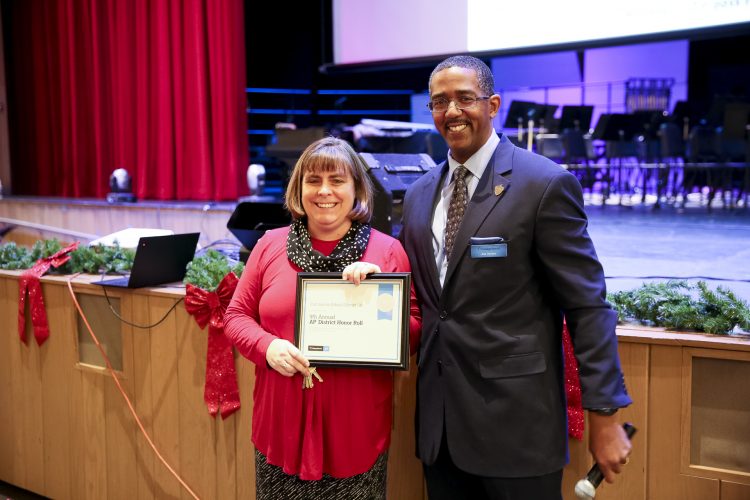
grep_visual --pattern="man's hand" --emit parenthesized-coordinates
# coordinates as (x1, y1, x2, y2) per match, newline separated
(588, 412, 632, 483)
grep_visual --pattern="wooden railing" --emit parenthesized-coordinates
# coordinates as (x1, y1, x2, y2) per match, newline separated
(2, 271, 749, 499)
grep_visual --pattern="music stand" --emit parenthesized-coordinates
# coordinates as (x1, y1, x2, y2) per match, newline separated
(504, 100, 548, 150)
(632, 110, 667, 139)
(593, 114, 641, 203)
(537, 104, 559, 132)
(592, 114, 638, 141)
(503, 100, 546, 129)
(670, 101, 689, 123)
(559, 105, 594, 132)
(669, 100, 691, 140)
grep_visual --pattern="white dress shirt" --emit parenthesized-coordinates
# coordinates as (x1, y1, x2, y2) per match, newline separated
(432, 133, 500, 286)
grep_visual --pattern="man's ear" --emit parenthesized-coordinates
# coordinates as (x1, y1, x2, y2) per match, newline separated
(489, 94, 501, 119)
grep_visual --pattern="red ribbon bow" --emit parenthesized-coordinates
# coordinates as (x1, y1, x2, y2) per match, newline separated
(184, 272, 241, 419)
(18, 241, 79, 345)
(563, 321, 584, 440)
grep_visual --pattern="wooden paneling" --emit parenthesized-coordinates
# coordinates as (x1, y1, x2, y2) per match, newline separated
(175, 306, 217, 500)
(721, 480, 750, 500)
(81, 369, 108, 499)
(67, 343, 86, 498)
(0, 198, 236, 246)
(3, 272, 750, 500)
(562, 342, 650, 500)
(234, 356, 256, 500)
(0, 278, 16, 480)
(215, 411, 238, 500)
(148, 296, 183, 499)
(132, 292, 157, 500)
(104, 373, 139, 500)
(387, 357, 425, 500)
(105, 291, 139, 500)
(40, 284, 73, 499)
(607, 342, 649, 500)
(681, 349, 750, 484)
(649, 345, 720, 500)
(14, 289, 45, 494)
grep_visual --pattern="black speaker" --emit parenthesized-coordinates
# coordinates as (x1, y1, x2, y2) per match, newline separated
(227, 200, 290, 260)
(359, 153, 436, 237)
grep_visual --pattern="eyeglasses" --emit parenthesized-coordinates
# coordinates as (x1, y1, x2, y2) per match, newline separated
(427, 96, 491, 114)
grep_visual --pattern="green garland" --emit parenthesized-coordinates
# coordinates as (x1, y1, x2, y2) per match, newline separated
(64, 244, 136, 274)
(0, 239, 67, 269)
(0, 239, 243, 291)
(183, 249, 244, 291)
(0, 241, 35, 269)
(4, 240, 747, 335)
(608, 280, 750, 335)
(0, 239, 135, 274)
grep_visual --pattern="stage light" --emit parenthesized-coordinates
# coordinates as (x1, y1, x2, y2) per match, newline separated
(247, 163, 266, 196)
(106, 168, 136, 203)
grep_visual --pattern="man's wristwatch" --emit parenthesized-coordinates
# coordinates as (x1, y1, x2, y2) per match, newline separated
(589, 407, 619, 416)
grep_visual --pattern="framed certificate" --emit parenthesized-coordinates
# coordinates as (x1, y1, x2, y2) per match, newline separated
(294, 272, 411, 370)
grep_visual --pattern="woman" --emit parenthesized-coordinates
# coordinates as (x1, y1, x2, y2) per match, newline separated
(224, 137, 421, 499)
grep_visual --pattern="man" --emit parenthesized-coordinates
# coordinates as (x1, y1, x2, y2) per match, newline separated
(399, 55, 632, 499)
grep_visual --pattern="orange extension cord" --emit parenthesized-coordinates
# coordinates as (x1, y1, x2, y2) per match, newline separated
(66, 275, 201, 500)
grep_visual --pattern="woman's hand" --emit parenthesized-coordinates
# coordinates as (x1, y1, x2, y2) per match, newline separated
(266, 338, 310, 377)
(342, 261, 381, 285)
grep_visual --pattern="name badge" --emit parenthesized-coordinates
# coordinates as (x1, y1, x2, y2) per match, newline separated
(469, 237, 507, 259)
(470, 243, 507, 258)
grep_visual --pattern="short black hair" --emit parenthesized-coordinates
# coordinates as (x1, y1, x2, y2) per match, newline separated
(429, 55, 495, 97)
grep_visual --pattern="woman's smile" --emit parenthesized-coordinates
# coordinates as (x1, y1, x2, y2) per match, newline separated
(301, 168, 355, 240)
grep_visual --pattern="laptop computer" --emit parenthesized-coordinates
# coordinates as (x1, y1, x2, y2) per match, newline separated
(95, 232, 200, 288)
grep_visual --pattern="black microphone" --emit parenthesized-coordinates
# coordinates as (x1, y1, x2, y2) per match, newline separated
(574, 422, 637, 499)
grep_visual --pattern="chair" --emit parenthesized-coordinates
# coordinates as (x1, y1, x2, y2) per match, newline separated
(630, 114, 667, 206)
(593, 114, 641, 204)
(536, 134, 565, 162)
(561, 129, 596, 194)
(685, 124, 723, 208)
(654, 122, 686, 205)
(605, 138, 640, 204)
(717, 127, 749, 208)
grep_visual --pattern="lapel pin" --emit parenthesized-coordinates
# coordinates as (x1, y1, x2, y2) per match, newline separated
(494, 185, 505, 196)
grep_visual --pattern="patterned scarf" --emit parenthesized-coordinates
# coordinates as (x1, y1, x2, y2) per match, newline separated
(286, 218, 371, 272)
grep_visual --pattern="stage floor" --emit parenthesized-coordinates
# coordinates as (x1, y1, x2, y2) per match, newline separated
(1, 195, 749, 302)
(586, 203, 750, 302)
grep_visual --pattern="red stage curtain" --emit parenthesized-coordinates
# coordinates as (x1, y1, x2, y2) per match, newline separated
(4, 0, 248, 201)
